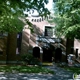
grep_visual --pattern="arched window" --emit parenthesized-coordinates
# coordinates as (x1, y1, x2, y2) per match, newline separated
(40, 18, 41, 22)
(42, 17, 44, 21)
(34, 19, 36, 22)
(32, 19, 34, 22)
(37, 19, 39, 22)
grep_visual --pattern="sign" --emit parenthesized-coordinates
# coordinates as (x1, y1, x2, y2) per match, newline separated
(73, 73, 80, 80)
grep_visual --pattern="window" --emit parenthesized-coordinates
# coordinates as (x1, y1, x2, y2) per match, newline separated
(32, 19, 34, 22)
(44, 26, 54, 37)
(16, 32, 22, 54)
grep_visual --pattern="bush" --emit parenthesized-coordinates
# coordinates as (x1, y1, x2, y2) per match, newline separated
(21, 53, 41, 65)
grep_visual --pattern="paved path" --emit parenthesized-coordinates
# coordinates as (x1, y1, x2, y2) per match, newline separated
(0, 64, 74, 80)
(44, 65, 73, 80)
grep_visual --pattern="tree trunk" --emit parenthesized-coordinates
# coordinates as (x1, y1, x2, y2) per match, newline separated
(66, 38, 74, 63)
(6, 33, 17, 64)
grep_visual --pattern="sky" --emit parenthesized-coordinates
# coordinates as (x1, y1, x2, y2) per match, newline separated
(45, 0, 53, 10)
(24, 0, 53, 15)
(32, 0, 53, 15)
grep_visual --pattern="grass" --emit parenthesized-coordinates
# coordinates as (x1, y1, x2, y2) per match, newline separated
(0, 65, 54, 74)
(63, 66, 80, 74)
(57, 63, 80, 74)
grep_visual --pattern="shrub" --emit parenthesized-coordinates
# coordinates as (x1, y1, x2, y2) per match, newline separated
(21, 53, 41, 65)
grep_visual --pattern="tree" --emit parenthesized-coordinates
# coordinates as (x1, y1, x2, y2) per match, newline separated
(0, 0, 50, 64)
(0, 0, 50, 32)
(53, 0, 80, 62)
(53, 0, 80, 39)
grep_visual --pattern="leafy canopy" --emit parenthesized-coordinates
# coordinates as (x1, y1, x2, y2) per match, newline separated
(53, 0, 80, 39)
(0, 0, 50, 32)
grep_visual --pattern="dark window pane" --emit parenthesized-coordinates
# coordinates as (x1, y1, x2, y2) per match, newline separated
(44, 26, 53, 37)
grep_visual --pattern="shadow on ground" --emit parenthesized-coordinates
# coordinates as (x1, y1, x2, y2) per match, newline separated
(0, 63, 74, 80)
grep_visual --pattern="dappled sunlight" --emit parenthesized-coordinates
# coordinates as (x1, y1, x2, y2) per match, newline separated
(30, 34, 36, 43)
(21, 31, 30, 53)
(0, 71, 73, 80)
(44, 65, 73, 79)
(33, 24, 43, 35)
(28, 22, 44, 49)
(0, 65, 74, 80)
(29, 33, 36, 47)
(0, 73, 53, 80)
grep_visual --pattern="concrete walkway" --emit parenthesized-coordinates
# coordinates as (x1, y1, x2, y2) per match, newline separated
(0, 64, 74, 80)
(44, 64, 73, 80)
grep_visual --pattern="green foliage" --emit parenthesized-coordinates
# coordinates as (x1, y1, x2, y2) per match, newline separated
(63, 66, 80, 74)
(0, 0, 50, 33)
(21, 53, 41, 65)
(0, 65, 54, 74)
(53, 0, 80, 39)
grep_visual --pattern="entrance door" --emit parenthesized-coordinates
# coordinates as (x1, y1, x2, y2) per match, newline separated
(42, 47, 52, 62)
(33, 47, 40, 58)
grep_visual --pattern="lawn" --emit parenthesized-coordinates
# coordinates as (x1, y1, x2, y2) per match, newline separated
(56, 63, 80, 74)
(57, 63, 80, 74)
(63, 66, 80, 74)
(0, 65, 54, 74)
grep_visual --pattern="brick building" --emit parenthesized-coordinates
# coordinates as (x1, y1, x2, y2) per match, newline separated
(0, 12, 80, 64)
